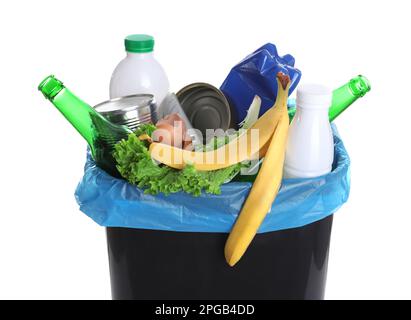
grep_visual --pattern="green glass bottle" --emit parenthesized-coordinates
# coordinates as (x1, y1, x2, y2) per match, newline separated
(288, 75, 371, 122)
(38, 75, 132, 177)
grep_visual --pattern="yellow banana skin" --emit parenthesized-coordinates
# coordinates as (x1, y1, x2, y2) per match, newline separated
(149, 94, 284, 171)
(224, 73, 291, 267)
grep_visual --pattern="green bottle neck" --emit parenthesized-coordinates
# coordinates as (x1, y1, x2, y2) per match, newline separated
(39, 75, 105, 150)
(53, 88, 99, 147)
(329, 75, 371, 121)
(329, 84, 357, 121)
(38, 75, 132, 177)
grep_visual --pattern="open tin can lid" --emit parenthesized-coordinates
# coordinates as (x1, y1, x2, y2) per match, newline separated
(176, 83, 234, 141)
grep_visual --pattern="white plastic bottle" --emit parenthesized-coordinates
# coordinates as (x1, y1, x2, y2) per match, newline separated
(110, 34, 169, 105)
(283, 84, 334, 178)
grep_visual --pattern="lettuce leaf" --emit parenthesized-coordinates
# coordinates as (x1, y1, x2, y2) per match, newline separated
(113, 124, 242, 196)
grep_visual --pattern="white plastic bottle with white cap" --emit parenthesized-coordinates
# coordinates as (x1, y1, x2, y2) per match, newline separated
(283, 84, 334, 178)
(110, 34, 169, 105)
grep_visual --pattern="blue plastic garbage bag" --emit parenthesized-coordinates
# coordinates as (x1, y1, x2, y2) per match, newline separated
(220, 43, 302, 125)
(75, 125, 350, 233)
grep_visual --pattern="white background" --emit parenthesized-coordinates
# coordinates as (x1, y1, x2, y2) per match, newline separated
(0, 0, 410, 300)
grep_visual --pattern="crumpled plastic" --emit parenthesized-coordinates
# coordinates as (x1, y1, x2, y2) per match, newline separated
(220, 43, 302, 125)
(75, 125, 350, 234)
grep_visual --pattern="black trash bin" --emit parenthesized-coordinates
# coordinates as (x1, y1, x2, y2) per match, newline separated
(106, 215, 333, 300)
(76, 130, 349, 301)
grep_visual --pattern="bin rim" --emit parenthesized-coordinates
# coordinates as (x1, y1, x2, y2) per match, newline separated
(75, 124, 350, 234)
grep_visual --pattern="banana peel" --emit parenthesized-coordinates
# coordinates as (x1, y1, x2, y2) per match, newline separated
(224, 73, 291, 266)
(146, 72, 291, 267)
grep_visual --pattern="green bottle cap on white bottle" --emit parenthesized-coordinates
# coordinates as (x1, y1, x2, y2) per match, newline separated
(124, 34, 155, 53)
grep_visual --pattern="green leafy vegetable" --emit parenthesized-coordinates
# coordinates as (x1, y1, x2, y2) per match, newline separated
(113, 124, 242, 196)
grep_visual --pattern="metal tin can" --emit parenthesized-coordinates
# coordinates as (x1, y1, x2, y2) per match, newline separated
(176, 83, 234, 142)
(94, 94, 157, 131)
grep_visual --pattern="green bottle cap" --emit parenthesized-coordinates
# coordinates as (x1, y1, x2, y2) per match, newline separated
(38, 75, 64, 100)
(124, 34, 154, 53)
(350, 75, 371, 97)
